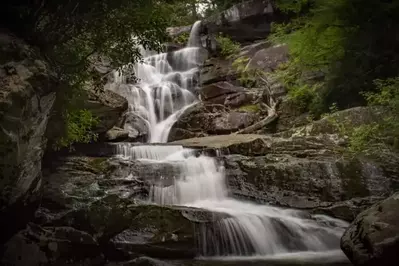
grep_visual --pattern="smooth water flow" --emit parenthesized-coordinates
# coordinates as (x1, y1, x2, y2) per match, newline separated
(112, 22, 349, 262)
(107, 21, 205, 143)
(116, 144, 349, 260)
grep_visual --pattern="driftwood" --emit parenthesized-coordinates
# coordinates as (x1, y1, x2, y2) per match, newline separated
(235, 76, 280, 134)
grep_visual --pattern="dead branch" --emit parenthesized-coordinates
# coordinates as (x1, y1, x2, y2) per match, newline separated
(235, 74, 280, 134)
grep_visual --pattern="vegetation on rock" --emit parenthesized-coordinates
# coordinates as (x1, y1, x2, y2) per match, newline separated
(215, 34, 241, 58)
(271, 0, 399, 116)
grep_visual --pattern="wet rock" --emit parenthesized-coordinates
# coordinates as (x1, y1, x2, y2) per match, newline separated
(341, 192, 399, 266)
(106, 127, 130, 142)
(168, 103, 257, 141)
(0, 30, 57, 243)
(1, 223, 102, 266)
(120, 112, 149, 142)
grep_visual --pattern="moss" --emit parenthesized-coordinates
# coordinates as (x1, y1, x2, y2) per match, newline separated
(87, 157, 108, 174)
(237, 104, 260, 113)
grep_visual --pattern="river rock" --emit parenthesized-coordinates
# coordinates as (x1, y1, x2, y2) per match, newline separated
(0, 30, 57, 243)
(168, 103, 257, 141)
(341, 192, 399, 266)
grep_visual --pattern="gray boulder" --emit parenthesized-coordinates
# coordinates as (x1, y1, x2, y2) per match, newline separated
(341, 192, 399, 266)
(168, 103, 257, 141)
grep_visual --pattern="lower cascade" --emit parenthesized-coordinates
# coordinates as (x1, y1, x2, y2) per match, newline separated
(116, 144, 349, 260)
(110, 20, 349, 262)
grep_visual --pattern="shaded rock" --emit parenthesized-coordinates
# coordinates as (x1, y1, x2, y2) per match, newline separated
(168, 103, 257, 142)
(85, 88, 128, 134)
(203, 0, 275, 44)
(172, 134, 340, 157)
(1, 223, 102, 266)
(200, 81, 256, 108)
(341, 192, 399, 266)
(0, 30, 57, 243)
(106, 127, 129, 142)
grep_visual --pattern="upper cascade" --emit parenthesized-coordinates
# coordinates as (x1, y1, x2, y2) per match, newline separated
(106, 21, 206, 143)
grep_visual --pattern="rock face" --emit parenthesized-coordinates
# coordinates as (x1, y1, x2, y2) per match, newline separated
(341, 192, 399, 266)
(173, 134, 399, 221)
(200, 41, 288, 86)
(168, 103, 257, 141)
(0, 30, 57, 243)
(203, 0, 275, 44)
(85, 88, 128, 135)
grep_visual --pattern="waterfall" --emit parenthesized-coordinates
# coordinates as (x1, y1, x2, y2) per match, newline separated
(111, 20, 349, 261)
(116, 145, 349, 259)
(107, 21, 205, 143)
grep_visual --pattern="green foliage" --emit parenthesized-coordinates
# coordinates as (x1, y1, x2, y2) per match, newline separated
(55, 109, 99, 150)
(271, 0, 399, 116)
(347, 78, 399, 154)
(173, 32, 190, 45)
(363, 78, 399, 108)
(216, 34, 241, 58)
(232, 56, 262, 88)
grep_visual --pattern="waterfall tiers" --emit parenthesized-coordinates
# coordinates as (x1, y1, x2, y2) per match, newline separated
(103, 20, 351, 262)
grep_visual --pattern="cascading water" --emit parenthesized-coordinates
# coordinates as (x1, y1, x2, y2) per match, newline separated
(116, 144, 349, 261)
(107, 21, 205, 143)
(112, 21, 349, 262)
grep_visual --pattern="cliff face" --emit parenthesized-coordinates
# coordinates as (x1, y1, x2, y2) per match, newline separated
(0, 30, 57, 243)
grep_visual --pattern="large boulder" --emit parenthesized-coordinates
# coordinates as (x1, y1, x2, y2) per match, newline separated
(168, 103, 257, 142)
(203, 0, 275, 44)
(341, 192, 399, 266)
(0, 30, 57, 243)
(200, 81, 257, 108)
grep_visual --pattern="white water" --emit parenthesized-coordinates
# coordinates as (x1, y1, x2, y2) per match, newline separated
(107, 21, 205, 143)
(112, 21, 349, 261)
(117, 144, 349, 259)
